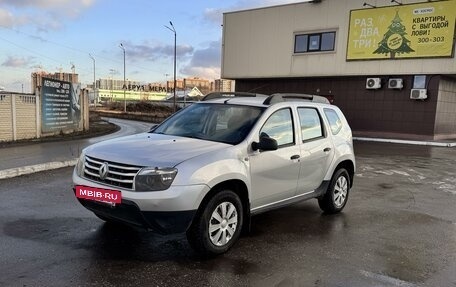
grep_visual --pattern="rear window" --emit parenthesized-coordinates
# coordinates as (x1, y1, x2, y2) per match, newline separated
(324, 108, 342, 135)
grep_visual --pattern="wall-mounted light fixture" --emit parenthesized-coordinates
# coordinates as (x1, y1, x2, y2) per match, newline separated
(363, 2, 376, 8)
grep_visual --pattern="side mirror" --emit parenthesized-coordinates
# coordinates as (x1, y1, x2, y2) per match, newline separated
(252, 136, 278, 151)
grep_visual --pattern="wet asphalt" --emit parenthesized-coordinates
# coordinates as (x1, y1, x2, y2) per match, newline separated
(0, 141, 455, 287)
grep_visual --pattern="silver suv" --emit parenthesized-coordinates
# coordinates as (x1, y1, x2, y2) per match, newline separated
(73, 93, 355, 255)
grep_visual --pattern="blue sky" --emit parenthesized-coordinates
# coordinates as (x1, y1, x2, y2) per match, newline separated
(0, 0, 306, 92)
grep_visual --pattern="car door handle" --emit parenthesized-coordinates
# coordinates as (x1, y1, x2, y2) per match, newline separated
(323, 147, 332, 152)
(290, 155, 300, 160)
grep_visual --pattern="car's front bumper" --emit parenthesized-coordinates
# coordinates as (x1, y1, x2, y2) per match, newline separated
(75, 196, 196, 234)
(72, 169, 210, 234)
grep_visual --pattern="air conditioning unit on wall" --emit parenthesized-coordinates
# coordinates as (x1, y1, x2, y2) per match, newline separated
(366, 78, 381, 89)
(410, 89, 427, 100)
(388, 78, 403, 89)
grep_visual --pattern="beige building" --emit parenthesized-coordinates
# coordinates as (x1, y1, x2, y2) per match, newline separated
(214, 79, 234, 92)
(167, 77, 212, 94)
(32, 71, 79, 90)
(222, 0, 456, 140)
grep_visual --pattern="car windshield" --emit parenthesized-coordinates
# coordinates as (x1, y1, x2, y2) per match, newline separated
(152, 103, 265, 144)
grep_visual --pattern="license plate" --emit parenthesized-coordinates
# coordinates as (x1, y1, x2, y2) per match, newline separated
(75, 185, 122, 204)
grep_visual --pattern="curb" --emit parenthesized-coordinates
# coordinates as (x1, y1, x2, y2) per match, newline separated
(354, 137, 456, 147)
(0, 159, 78, 180)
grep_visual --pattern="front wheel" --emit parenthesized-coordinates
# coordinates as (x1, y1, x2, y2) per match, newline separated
(318, 168, 350, 214)
(186, 189, 243, 256)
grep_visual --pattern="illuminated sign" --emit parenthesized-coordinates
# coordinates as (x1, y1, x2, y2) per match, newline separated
(347, 1, 456, 60)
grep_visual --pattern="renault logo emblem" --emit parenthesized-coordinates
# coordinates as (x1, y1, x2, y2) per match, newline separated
(99, 162, 109, 180)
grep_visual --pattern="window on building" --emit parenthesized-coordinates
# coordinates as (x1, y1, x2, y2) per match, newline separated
(294, 31, 336, 53)
(413, 75, 426, 89)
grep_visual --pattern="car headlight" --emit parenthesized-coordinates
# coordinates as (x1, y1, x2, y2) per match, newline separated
(76, 150, 86, 177)
(135, 168, 177, 191)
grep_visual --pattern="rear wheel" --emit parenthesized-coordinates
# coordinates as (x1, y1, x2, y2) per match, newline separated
(318, 168, 350, 213)
(187, 189, 243, 256)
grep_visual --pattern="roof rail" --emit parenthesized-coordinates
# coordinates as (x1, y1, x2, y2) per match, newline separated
(201, 91, 264, 101)
(263, 93, 330, 105)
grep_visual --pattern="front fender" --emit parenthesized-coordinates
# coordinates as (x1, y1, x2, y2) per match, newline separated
(172, 145, 251, 206)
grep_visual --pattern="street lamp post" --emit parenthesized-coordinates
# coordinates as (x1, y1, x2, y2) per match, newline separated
(165, 21, 177, 112)
(89, 53, 96, 109)
(119, 43, 126, 113)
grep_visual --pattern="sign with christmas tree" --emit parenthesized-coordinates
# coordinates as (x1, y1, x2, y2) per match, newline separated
(373, 11, 415, 58)
(347, 1, 456, 60)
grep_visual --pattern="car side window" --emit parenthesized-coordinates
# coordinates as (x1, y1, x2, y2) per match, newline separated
(260, 108, 294, 147)
(324, 108, 342, 135)
(297, 108, 324, 142)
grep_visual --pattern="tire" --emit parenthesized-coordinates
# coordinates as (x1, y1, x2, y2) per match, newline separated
(318, 168, 350, 214)
(186, 189, 243, 256)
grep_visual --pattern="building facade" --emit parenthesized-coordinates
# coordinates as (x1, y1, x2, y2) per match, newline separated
(222, 0, 456, 140)
(96, 78, 168, 102)
(167, 77, 213, 94)
(214, 79, 235, 92)
(32, 71, 79, 91)
(93, 77, 219, 103)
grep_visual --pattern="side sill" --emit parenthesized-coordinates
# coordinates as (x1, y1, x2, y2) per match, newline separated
(250, 180, 330, 216)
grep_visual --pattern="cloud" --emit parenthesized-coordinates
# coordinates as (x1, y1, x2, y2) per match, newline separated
(0, 7, 29, 27)
(0, 8, 13, 26)
(126, 42, 194, 63)
(0, 0, 96, 29)
(203, 0, 308, 25)
(2, 55, 35, 68)
(0, 0, 95, 9)
(203, 8, 224, 25)
(180, 40, 221, 80)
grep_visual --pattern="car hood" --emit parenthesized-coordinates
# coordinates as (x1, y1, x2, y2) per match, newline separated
(84, 133, 230, 167)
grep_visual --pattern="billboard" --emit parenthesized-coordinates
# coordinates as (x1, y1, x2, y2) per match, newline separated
(347, 1, 456, 60)
(41, 78, 81, 133)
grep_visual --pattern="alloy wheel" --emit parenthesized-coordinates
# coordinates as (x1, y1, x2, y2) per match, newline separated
(334, 175, 348, 208)
(209, 202, 238, 246)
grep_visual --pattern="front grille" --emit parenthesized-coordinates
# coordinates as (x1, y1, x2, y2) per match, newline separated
(83, 156, 142, 189)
